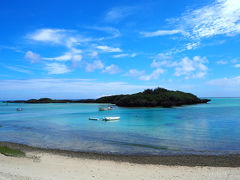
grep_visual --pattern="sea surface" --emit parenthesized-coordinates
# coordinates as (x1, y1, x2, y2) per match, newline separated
(0, 98, 240, 155)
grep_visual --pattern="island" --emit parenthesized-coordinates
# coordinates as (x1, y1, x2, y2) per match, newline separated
(6, 87, 210, 107)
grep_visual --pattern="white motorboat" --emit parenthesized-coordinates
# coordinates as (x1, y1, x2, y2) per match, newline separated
(107, 106, 113, 110)
(16, 108, 23, 111)
(102, 117, 120, 121)
(88, 117, 99, 121)
(99, 106, 113, 111)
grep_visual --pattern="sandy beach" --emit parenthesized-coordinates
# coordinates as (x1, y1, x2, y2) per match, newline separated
(1, 152, 240, 180)
(0, 142, 240, 180)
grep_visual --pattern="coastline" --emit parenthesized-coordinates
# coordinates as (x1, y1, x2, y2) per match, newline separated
(5, 88, 211, 108)
(1, 141, 240, 167)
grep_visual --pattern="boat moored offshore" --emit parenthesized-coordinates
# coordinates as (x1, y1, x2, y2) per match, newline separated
(102, 117, 120, 121)
(99, 106, 113, 111)
(88, 117, 100, 121)
(16, 108, 23, 111)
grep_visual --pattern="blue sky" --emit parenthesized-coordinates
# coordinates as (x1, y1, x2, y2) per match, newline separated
(1, 0, 240, 99)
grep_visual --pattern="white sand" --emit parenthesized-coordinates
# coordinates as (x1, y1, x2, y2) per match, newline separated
(0, 152, 240, 180)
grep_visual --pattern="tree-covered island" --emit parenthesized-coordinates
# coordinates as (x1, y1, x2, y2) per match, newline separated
(7, 87, 210, 108)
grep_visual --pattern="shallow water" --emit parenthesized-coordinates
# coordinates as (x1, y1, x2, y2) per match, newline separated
(0, 98, 240, 155)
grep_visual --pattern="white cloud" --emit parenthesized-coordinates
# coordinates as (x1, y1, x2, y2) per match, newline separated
(27, 28, 85, 54)
(142, 0, 240, 55)
(24, 51, 41, 63)
(139, 68, 164, 81)
(207, 76, 240, 87)
(96, 45, 122, 52)
(126, 69, 145, 77)
(89, 26, 120, 39)
(113, 53, 136, 58)
(27, 28, 84, 70)
(42, 52, 82, 64)
(150, 55, 208, 79)
(65, 37, 79, 49)
(141, 29, 184, 37)
(85, 60, 104, 72)
(216, 59, 239, 65)
(127, 67, 164, 81)
(127, 56, 207, 81)
(28, 28, 99, 48)
(174, 56, 208, 79)
(216, 60, 228, 64)
(85, 60, 120, 74)
(175, 58, 195, 76)
(71, 55, 83, 68)
(102, 64, 120, 74)
(179, 0, 240, 39)
(4, 65, 32, 74)
(151, 60, 169, 68)
(43, 52, 73, 61)
(88, 51, 98, 58)
(45, 63, 70, 74)
(151, 53, 176, 68)
(185, 42, 200, 50)
(72, 55, 82, 62)
(28, 29, 67, 44)
(234, 64, 240, 68)
(27, 28, 88, 72)
(155, 53, 172, 60)
(130, 53, 136, 57)
(105, 6, 135, 22)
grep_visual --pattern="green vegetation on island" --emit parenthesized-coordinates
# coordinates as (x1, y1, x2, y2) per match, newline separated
(96, 88, 210, 107)
(0, 146, 25, 157)
(7, 87, 210, 107)
(8, 98, 96, 104)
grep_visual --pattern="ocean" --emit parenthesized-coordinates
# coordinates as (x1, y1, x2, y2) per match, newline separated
(0, 98, 240, 155)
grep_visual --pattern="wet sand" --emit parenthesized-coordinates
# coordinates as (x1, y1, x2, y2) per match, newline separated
(1, 141, 240, 167)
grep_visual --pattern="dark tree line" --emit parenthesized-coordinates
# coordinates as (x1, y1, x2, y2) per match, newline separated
(7, 87, 210, 107)
(96, 87, 210, 107)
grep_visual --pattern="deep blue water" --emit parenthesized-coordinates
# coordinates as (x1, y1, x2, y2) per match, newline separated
(0, 98, 240, 155)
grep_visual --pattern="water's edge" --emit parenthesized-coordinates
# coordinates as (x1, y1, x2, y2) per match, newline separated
(1, 141, 240, 167)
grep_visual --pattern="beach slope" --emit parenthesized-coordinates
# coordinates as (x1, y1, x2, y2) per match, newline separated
(0, 152, 240, 180)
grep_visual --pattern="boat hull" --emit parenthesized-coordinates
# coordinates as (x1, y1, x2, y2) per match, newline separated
(88, 118, 99, 121)
(102, 117, 120, 121)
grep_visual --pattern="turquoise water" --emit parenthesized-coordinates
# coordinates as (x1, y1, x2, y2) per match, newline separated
(0, 98, 240, 155)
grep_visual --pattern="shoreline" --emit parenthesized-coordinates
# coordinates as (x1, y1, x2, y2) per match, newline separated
(1, 141, 240, 167)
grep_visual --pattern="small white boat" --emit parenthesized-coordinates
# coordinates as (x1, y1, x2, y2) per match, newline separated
(107, 106, 113, 110)
(102, 117, 120, 121)
(16, 108, 23, 111)
(99, 106, 113, 111)
(88, 117, 99, 121)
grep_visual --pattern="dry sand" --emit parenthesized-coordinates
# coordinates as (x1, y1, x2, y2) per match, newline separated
(0, 152, 240, 180)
